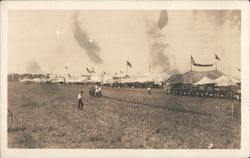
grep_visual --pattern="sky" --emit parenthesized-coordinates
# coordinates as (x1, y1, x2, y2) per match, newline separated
(8, 10, 241, 77)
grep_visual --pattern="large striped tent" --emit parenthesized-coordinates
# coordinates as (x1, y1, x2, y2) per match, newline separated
(166, 70, 224, 84)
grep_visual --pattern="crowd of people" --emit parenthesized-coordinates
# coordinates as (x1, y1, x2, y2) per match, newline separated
(89, 85, 103, 97)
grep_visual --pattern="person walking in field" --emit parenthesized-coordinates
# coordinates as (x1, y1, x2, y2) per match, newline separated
(77, 91, 84, 110)
(163, 86, 167, 95)
(147, 86, 151, 95)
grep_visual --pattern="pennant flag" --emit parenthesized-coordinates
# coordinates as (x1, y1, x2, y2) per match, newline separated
(86, 68, 91, 73)
(67, 73, 71, 78)
(193, 63, 213, 67)
(127, 61, 132, 68)
(191, 55, 195, 63)
(237, 68, 241, 72)
(215, 54, 220, 60)
(92, 67, 95, 73)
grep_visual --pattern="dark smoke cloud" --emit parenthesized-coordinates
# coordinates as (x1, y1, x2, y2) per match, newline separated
(27, 60, 43, 73)
(146, 10, 177, 73)
(73, 12, 103, 64)
(158, 10, 168, 30)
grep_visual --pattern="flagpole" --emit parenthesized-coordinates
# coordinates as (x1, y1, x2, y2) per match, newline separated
(215, 54, 217, 70)
(190, 56, 193, 83)
(151, 59, 153, 73)
(190, 59, 192, 71)
(149, 61, 150, 72)
(126, 60, 128, 74)
(215, 60, 217, 70)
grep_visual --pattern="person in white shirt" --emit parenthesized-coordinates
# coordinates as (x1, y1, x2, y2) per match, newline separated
(95, 86, 99, 96)
(77, 91, 84, 110)
(147, 87, 151, 95)
(98, 87, 102, 96)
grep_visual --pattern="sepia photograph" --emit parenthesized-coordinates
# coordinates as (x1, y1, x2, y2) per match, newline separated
(1, 1, 249, 158)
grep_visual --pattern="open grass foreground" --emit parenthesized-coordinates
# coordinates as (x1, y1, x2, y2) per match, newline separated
(8, 82, 240, 149)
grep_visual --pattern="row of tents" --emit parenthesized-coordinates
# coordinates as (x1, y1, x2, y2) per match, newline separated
(18, 69, 241, 99)
(19, 72, 171, 87)
(19, 70, 240, 87)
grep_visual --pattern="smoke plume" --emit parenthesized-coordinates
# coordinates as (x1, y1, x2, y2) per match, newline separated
(73, 12, 103, 64)
(27, 60, 43, 73)
(146, 10, 177, 73)
(193, 10, 241, 29)
(158, 10, 168, 30)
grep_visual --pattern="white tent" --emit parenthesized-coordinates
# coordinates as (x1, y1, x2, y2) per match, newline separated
(194, 76, 216, 85)
(137, 72, 171, 83)
(20, 78, 42, 83)
(102, 75, 114, 84)
(75, 76, 89, 83)
(51, 77, 65, 83)
(121, 78, 137, 83)
(20, 78, 32, 83)
(89, 74, 102, 83)
(215, 75, 240, 86)
(31, 78, 41, 83)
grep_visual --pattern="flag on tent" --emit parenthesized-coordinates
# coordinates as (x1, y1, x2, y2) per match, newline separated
(86, 68, 91, 73)
(191, 55, 195, 64)
(237, 68, 241, 72)
(191, 55, 213, 67)
(193, 62, 213, 67)
(65, 66, 68, 69)
(215, 54, 220, 60)
(127, 61, 132, 68)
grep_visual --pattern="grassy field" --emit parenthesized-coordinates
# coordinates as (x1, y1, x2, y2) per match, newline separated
(8, 82, 240, 149)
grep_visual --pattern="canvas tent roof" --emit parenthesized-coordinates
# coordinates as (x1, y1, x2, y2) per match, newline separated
(102, 75, 113, 84)
(89, 74, 102, 83)
(167, 70, 224, 84)
(31, 78, 42, 83)
(20, 78, 32, 82)
(137, 72, 171, 83)
(51, 77, 65, 83)
(75, 76, 89, 83)
(215, 75, 240, 86)
(194, 76, 216, 85)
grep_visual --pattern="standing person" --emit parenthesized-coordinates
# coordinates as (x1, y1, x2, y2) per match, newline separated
(89, 86, 94, 96)
(164, 86, 167, 95)
(77, 91, 84, 110)
(98, 86, 102, 96)
(147, 86, 151, 95)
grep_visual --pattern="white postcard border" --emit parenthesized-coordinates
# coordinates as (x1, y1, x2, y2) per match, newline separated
(1, 1, 249, 158)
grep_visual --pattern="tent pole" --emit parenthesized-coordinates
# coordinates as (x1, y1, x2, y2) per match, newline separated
(215, 60, 217, 70)
(126, 60, 128, 74)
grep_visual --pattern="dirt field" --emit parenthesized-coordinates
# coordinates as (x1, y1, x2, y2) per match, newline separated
(8, 82, 240, 149)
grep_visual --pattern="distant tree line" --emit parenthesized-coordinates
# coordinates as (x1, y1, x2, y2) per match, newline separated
(8, 73, 47, 82)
